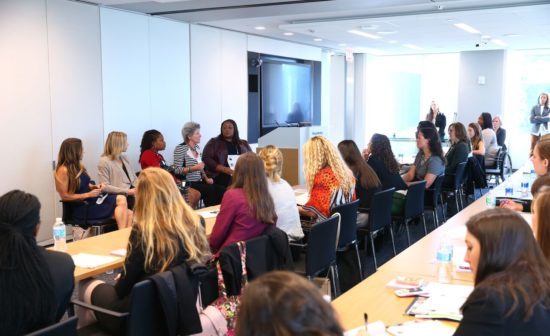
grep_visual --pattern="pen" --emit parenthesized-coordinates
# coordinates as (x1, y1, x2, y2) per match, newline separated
(364, 312, 369, 332)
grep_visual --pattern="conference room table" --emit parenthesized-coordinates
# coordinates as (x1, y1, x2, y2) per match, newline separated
(332, 163, 534, 332)
(63, 206, 219, 282)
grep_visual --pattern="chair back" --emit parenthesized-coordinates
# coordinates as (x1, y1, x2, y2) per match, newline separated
(425, 174, 444, 207)
(126, 279, 166, 336)
(26, 316, 78, 336)
(305, 213, 341, 277)
(331, 200, 360, 249)
(404, 181, 426, 218)
(367, 188, 395, 233)
(454, 161, 467, 190)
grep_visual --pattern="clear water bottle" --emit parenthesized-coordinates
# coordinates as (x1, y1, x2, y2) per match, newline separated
(504, 182, 514, 197)
(485, 190, 496, 208)
(53, 217, 67, 251)
(521, 172, 530, 197)
(436, 235, 453, 283)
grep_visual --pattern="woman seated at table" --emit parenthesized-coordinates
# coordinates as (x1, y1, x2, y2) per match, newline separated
(500, 140, 550, 212)
(338, 140, 381, 227)
(493, 115, 507, 150)
(0, 190, 75, 335)
(235, 271, 343, 336)
(401, 127, 445, 189)
(443, 122, 470, 188)
(203, 119, 252, 188)
(98, 131, 137, 209)
(533, 186, 550, 263)
(55, 138, 131, 234)
(456, 208, 550, 335)
(363, 133, 407, 191)
(468, 122, 485, 165)
(83, 168, 211, 335)
(209, 152, 276, 254)
(173, 122, 225, 208)
(138, 129, 170, 170)
(259, 145, 304, 241)
(299, 136, 355, 222)
(478, 112, 499, 167)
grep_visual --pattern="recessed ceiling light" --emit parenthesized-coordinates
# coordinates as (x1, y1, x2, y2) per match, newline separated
(377, 31, 397, 35)
(491, 39, 508, 46)
(481, 35, 491, 39)
(402, 43, 423, 50)
(503, 33, 521, 37)
(453, 23, 481, 34)
(314, 38, 323, 42)
(387, 40, 398, 44)
(338, 43, 347, 47)
(283, 32, 294, 36)
(348, 30, 382, 40)
(254, 26, 266, 30)
(360, 24, 379, 30)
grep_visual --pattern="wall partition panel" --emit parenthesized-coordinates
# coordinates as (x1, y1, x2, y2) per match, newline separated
(0, 0, 55, 242)
(100, 7, 150, 172)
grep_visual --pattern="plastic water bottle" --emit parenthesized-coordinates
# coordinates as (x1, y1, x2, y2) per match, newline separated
(504, 182, 514, 197)
(485, 190, 496, 208)
(521, 172, 530, 197)
(436, 235, 453, 283)
(53, 217, 67, 251)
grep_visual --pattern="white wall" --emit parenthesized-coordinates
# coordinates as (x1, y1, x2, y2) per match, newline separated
(328, 55, 346, 145)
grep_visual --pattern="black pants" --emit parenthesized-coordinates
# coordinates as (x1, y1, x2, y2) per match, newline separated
(91, 283, 131, 335)
(189, 181, 226, 206)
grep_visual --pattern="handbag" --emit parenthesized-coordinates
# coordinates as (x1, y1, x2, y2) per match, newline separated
(195, 241, 247, 336)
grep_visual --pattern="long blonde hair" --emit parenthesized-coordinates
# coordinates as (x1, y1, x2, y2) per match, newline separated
(130, 168, 211, 272)
(259, 145, 283, 182)
(102, 131, 127, 160)
(303, 136, 354, 195)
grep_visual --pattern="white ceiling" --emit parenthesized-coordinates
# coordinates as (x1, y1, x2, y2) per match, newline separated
(87, 0, 550, 55)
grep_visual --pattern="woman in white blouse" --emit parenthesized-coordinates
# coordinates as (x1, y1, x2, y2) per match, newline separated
(259, 145, 304, 240)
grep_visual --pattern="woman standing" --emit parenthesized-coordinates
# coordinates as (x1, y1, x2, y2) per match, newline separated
(259, 145, 304, 240)
(426, 100, 446, 142)
(0, 190, 75, 335)
(455, 208, 550, 335)
(85, 168, 211, 335)
(338, 140, 381, 226)
(299, 136, 355, 222)
(478, 112, 498, 167)
(173, 122, 225, 208)
(443, 123, 470, 188)
(98, 131, 137, 209)
(203, 119, 252, 188)
(401, 127, 445, 189)
(530, 93, 550, 155)
(492, 116, 507, 150)
(209, 152, 276, 253)
(55, 138, 131, 232)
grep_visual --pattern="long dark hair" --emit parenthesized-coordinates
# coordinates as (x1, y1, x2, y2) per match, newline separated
(231, 152, 276, 224)
(56, 138, 85, 193)
(465, 208, 550, 320)
(338, 140, 381, 190)
(449, 122, 471, 151)
(0, 190, 56, 335)
(369, 133, 400, 174)
(139, 129, 162, 160)
(417, 127, 446, 164)
(218, 119, 243, 145)
(479, 112, 493, 130)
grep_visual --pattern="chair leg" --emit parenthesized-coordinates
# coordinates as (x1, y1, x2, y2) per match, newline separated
(432, 209, 438, 229)
(422, 215, 427, 236)
(353, 243, 364, 279)
(459, 189, 465, 210)
(404, 220, 411, 246)
(369, 233, 378, 271)
(454, 190, 460, 212)
(389, 225, 397, 256)
(330, 264, 341, 299)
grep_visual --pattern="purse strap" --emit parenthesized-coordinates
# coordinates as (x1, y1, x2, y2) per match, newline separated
(216, 241, 248, 298)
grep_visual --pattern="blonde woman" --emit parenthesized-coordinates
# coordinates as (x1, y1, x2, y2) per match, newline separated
(299, 136, 355, 221)
(98, 131, 137, 209)
(83, 168, 211, 335)
(259, 145, 304, 240)
(55, 138, 131, 234)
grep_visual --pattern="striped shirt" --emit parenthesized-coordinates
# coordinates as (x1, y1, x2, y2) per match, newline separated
(173, 143, 202, 182)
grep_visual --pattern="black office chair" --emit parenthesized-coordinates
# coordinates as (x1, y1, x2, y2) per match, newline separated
(26, 316, 78, 336)
(61, 201, 117, 237)
(442, 161, 467, 212)
(485, 147, 512, 186)
(392, 181, 427, 246)
(291, 213, 341, 299)
(424, 174, 446, 228)
(359, 188, 395, 270)
(331, 200, 362, 287)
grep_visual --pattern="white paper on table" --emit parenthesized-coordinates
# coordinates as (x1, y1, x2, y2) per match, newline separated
(197, 210, 219, 219)
(227, 155, 240, 170)
(110, 249, 127, 257)
(72, 253, 119, 269)
(295, 192, 310, 206)
(412, 283, 473, 321)
(344, 321, 386, 336)
(386, 320, 455, 336)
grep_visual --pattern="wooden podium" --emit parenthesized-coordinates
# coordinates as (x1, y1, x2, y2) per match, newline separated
(257, 126, 325, 186)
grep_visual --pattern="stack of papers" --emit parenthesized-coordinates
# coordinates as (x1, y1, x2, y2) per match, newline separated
(387, 320, 455, 336)
(405, 283, 473, 321)
(72, 253, 119, 269)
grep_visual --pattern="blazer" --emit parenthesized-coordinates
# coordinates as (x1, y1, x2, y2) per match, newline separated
(530, 104, 550, 135)
(202, 137, 251, 178)
(97, 155, 137, 194)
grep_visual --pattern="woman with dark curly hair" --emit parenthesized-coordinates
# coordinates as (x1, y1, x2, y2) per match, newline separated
(363, 133, 407, 191)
